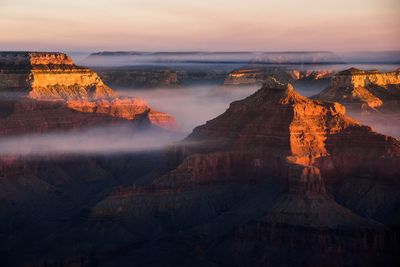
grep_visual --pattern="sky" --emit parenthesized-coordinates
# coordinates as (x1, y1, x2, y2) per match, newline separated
(0, 0, 399, 52)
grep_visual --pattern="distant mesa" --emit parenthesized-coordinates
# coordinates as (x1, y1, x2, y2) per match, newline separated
(82, 51, 343, 66)
(249, 51, 342, 64)
(224, 67, 334, 86)
(81, 51, 341, 88)
(312, 67, 400, 112)
(0, 51, 178, 133)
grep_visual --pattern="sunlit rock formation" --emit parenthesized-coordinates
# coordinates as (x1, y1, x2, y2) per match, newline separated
(160, 77, 399, 184)
(0, 52, 177, 132)
(0, 52, 115, 99)
(313, 68, 400, 112)
(224, 68, 334, 85)
(88, 78, 400, 267)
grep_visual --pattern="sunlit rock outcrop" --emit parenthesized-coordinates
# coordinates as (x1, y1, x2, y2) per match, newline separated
(89, 78, 400, 267)
(162, 77, 399, 184)
(224, 68, 334, 85)
(0, 52, 178, 132)
(313, 68, 400, 111)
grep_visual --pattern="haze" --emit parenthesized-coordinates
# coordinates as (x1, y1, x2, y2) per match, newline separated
(0, 0, 399, 52)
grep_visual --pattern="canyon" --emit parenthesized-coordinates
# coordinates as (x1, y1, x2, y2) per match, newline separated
(64, 78, 400, 266)
(1, 52, 400, 267)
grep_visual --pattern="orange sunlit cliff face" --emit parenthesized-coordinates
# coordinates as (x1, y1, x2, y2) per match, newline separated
(0, 52, 178, 134)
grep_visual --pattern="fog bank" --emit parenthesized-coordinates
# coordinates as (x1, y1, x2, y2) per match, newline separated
(117, 85, 260, 133)
(0, 126, 185, 157)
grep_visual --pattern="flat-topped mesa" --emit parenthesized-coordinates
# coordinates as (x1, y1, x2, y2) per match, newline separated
(0, 52, 178, 131)
(332, 67, 400, 88)
(158, 77, 399, 187)
(0, 51, 116, 100)
(224, 68, 334, 86)
(313, 68, 400, 111)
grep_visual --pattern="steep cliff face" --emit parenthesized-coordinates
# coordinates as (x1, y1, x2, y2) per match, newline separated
(28, 68, 116, 100)
(224, 68, 333, 85)
(0, 52, 177, 132)
(0, 51, 116, 100)
(161, 77, 399, 184)
(313, 68, 400, 111)
(87, 78, 400, 267)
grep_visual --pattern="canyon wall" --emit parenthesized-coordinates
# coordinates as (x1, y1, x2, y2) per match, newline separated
(88, 78, 399, 266)
(224, 68, 333, 85)
(0, 52, 116, 100)
(331, 68, 400, 88)
(0, 52, 177, 132)
(313, 68, 400, 111)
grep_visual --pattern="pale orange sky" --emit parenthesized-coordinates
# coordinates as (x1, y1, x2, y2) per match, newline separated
(0, 0, 399, 52)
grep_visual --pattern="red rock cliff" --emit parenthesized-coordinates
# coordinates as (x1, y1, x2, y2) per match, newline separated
(160, 77, 399, 187)
(0, 52, 178, 132)
(313, 67, 400, 111)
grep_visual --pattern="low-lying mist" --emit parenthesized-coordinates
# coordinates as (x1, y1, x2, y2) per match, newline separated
(117, 84, 400, 139)
(116, 83, 330, 133)
(0, 126, 185, 158)
(1, 81, 398, 159)
(117, 85, 260, 133)
(347, 111, 400, 139)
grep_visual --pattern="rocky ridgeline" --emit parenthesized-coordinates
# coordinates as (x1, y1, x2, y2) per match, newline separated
(224, 68, 334, 85)
(159, 77, 399, 185)
(313, 67, 400, 111)
(0, 52, 177, 132)
(89, 78, 400, 266)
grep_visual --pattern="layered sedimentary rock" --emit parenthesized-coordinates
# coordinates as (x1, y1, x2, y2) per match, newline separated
(0, 52, 177, 132)
(95, 68, 180, 88)
(161, 77, 399, 183)
(224, 67, 333, 85)
(87, 78, 400, 267)
(0, 52, 115, 99)
(312, 68, 400, 138)
(94, 66, 227, 88)
(313, 68, 400, 111)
